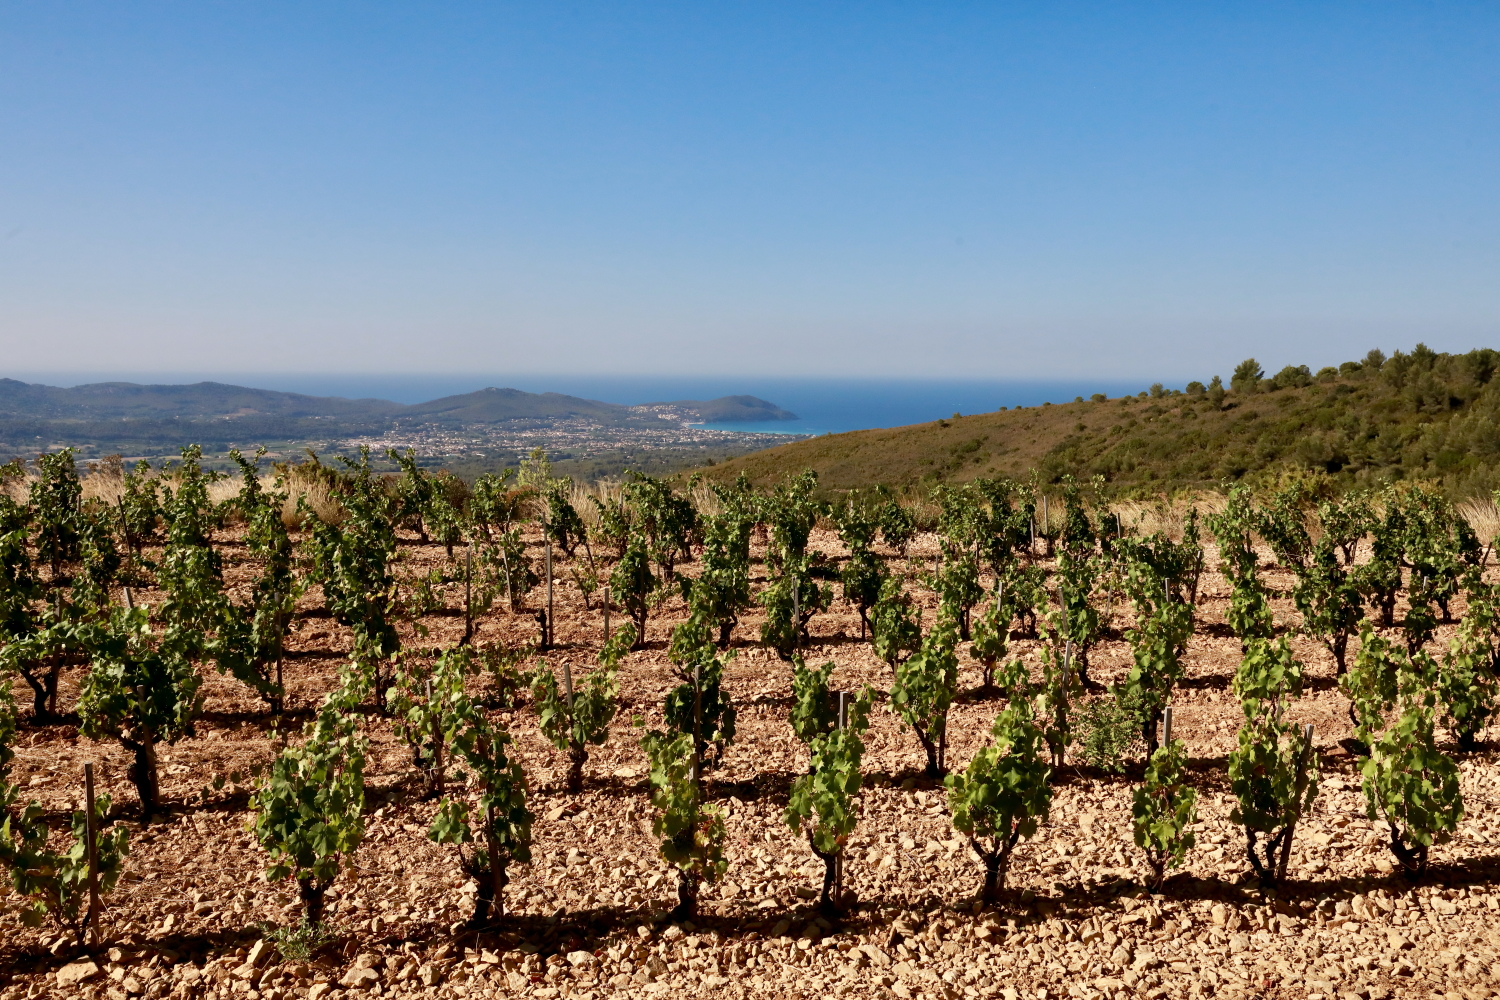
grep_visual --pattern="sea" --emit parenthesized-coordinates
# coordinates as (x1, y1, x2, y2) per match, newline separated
(7, 372, 1151, 437)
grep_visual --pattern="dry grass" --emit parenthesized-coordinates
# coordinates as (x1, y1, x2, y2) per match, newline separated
(1109, 494, 1226, 541)
(1459, 497, 1500, 549)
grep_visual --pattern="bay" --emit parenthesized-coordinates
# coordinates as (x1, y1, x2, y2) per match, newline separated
(6, 371, 1149, 436)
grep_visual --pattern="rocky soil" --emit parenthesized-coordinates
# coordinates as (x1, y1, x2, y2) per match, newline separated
(3, 527, 1500, 1000)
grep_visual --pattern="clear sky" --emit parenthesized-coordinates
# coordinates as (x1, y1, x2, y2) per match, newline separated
(2, 3, 1496, 380)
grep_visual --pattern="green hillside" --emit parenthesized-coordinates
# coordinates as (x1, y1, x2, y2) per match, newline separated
(706, 345, 1500, 496)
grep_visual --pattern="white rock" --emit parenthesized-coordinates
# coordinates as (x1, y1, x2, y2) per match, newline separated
(57, 961, 102, 987)
(247, 939, 274, 968)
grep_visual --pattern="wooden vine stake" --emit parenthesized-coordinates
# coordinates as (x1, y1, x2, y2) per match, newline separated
(426, 678, 444, 797)
(792, 578, 800, 652)
(462, 543, 475, 646)
(833, 689, 848, 905)
(83, 763, 100, 949)
(602, 585, 611, 645)
(544, 538, 554, 650)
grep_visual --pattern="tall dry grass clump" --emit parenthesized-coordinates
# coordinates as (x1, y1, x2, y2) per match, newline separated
(280, 465, 345, 528)
(1110, 494, 1226, 541)
(1458, 496, 1500, 551)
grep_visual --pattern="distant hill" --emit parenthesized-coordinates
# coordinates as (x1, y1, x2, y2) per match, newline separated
(0, 379, 400, 420)
(0, 379, 797, 462)
(647, 394, 798, 423)
(705, 344, 1500, 497)
(396, 388, 651, 427)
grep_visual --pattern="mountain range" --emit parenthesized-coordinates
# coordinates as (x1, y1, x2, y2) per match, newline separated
(0, 379, 797, 462)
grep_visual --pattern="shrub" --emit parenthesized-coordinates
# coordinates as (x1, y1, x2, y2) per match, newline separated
(78, 605, 204, 820)
(1114, 597, 1192, 755)
(1273, 364, 1313, 390)
(303, 448, 400, 702)
(1046, 546, 1105, 682)
(1206, 376, 1226, 408)
(663, 619, 736, 766)
(1075, 694, 1143, 773)
(877, 495, 917, 555)
(640, 729, 727, 922)
(215, 451, 301, 713)
(531, 624, 629, 792)
(967, 585, 1014, 693)
(119, 459, 160, 554)
(871, 576, 922, 672)
(785, 687, 874, 913)
(609, 540, 657, 648)
(0, 683, 125, 948)
(945, 691, 1052, 904)
(1133, 737, 1197, 889)
(686, 513, 752, 646)
(1361, 700, 1463, 874)
(622, 472, 698, 582)
(759, 555, 828, 659)
(388, 448, 439, 543)
(761, 470, 822, 570)
(1347, 628, 1464, 873)
(1208, 487, 1274, 643)
(429, 696, 532, 925)
(1227, 637, 1317, 884)
(30, 449, 83, 577)
(1438, 578, 1500, 751)
(931, 545, 984, 641)
(155, 446, 227, 651)
(789, 656, 838, 747)
(891, 612, 959, 777)
(833, 495, 886, 639)
(1035, 634, 1081, 769)
(251, 700, 366, 927)
(1294, 540, 1364, 676)
(71, 508, 121, 614)
(387, 646, 471, 798)
(0, 786, 129, 948)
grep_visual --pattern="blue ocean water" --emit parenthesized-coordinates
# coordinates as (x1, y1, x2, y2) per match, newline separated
(6, 372, 1150, 436)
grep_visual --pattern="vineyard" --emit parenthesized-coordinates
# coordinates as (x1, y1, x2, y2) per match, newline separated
(4, 447, 1500, 1000)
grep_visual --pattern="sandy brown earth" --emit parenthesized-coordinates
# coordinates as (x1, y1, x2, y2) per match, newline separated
(3, 526, 1499, 1000)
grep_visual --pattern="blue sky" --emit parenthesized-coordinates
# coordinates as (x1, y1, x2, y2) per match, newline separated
(2, 3, 1496, 380)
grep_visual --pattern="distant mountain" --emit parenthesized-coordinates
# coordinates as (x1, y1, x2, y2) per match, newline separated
(653, 394, 799, 423)
(0, 378, 400, 420)
(396, 387, 635, 425)
(0, 378, 798, 461)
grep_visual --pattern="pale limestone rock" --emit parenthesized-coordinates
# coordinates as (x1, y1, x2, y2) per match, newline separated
(246, 939, 273, 968)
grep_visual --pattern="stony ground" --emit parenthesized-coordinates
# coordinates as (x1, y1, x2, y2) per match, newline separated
(3, 526, 1500, 1000)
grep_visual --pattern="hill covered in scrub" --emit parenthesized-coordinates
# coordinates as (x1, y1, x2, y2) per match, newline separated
(706, 344, 1500, 496)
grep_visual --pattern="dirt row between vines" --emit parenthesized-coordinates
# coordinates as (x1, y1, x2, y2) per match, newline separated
(3, 527, 1499, 1000)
